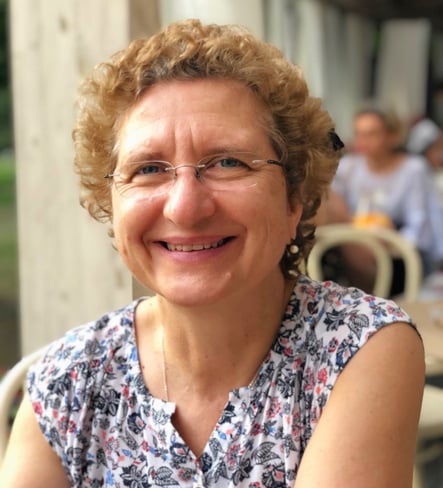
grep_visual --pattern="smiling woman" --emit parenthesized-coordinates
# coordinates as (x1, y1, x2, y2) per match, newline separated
(0, 19, 424, 488)
(110, 79, 300, 307)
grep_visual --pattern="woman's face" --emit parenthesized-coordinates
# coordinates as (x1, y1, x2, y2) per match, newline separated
(353, 113, 394, 159)
(112, 78, 302, 306)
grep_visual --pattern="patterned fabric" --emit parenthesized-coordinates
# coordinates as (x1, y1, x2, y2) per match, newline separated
(28, 276, 414, 487)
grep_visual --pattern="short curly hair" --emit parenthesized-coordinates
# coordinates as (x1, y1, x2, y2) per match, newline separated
(73, 19, 341, 277)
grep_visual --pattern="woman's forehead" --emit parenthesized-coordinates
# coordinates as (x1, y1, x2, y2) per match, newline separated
(129, 78, 266, 121)
(117, 79, 272, 159)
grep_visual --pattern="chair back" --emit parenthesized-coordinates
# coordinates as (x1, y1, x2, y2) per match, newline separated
(307, 224, 422, 299)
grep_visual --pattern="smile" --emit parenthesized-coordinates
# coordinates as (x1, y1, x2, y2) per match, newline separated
(164, 238, 229, 252)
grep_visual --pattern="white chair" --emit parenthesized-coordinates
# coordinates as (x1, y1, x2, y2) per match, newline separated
(308, 224, 423, 300)
(0, 347, 44, 460)
(366, 225, 423, 300)
(307, 224, 393, 297)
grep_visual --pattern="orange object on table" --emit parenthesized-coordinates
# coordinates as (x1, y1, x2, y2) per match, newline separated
(352, 212, 393, 229)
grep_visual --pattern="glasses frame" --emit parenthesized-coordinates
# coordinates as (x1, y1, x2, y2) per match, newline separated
(104, 153, 285, 181)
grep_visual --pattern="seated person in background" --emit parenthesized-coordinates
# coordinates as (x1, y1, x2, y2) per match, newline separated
(329, 108, 443, 294)
(0, 20, 424, 488)
(406, 116, 443, 170)
(406, 118, 443, 261)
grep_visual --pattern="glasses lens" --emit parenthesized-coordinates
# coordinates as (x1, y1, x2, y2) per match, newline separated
(200, 153, 269, 191)
(113, 160, 173, 198)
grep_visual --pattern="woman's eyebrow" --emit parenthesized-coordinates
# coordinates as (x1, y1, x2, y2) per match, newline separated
(122, 145, 255, 164)
(123, 148, 163, 163)
(206, 146, 250, 154)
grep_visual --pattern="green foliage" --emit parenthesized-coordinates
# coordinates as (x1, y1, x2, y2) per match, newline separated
(0, 154, 17, 302)
(0, 152, 18, 367)
(0, 152, 15, 203)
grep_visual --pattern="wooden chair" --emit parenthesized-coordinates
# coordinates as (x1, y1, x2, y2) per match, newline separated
(0, 347, 44, 460)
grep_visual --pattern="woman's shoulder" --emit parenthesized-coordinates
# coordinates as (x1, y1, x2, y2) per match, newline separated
(285, 276, 414, 366)
(399, 154, 430, 176)
(291, 275, 410, 321)
(278, 277, 417, 412)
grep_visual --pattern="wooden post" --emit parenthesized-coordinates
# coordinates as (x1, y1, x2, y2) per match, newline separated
(11, 0, 160, 353)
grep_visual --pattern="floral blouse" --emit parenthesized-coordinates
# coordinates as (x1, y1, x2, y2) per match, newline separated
(28, 276, 413, 487)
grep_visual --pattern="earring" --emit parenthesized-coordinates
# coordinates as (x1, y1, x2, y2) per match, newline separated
(289, 244, 299, 254)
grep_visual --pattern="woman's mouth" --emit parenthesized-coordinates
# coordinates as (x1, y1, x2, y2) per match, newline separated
(163, 238, 231, 252)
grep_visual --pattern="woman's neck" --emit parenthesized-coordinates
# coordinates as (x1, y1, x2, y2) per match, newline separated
(138, 272, 294, 395)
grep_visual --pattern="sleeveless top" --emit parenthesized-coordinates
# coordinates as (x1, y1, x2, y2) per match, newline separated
(27, 276, 413, 487)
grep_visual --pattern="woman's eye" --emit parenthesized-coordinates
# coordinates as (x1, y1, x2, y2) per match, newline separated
(137, 163, 164, 174)
(131, 162, 169, 177)
(216, 157, 248, 168)
(119, 162, 170, 183)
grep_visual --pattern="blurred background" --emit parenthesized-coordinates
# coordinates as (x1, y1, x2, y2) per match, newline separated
(1, 0, 443, 366)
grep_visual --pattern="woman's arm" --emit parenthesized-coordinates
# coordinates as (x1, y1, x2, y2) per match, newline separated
(295, 322, 424, 488)
(0, 394, 70, 488)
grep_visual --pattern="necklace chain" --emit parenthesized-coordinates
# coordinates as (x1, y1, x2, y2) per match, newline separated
(160, 326, 169, 401)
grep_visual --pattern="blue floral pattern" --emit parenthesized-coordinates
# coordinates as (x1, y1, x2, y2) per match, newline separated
(28, 277, 414, 487)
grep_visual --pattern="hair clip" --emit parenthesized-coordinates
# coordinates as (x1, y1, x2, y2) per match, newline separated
(329, 129, 345, 151)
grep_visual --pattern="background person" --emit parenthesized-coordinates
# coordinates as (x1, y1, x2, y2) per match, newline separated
(331, 108, 443, 294)
(406, 116, 443, 170)
(0, 20, 424, 488)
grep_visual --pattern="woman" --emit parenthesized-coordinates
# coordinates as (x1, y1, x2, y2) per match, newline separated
(1, 20, 423, 487)
(329, 109, 443, 294)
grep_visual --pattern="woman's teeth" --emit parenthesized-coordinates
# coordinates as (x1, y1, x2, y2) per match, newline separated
(166, 239, 226, 252)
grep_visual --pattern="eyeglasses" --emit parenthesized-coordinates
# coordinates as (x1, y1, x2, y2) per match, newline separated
(105, 152, 285, 198)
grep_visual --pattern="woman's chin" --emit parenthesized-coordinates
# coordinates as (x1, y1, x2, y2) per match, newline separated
(150, 273, 236, 308)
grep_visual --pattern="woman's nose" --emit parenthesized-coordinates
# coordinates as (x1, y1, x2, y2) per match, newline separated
(162, 166, 216, 227)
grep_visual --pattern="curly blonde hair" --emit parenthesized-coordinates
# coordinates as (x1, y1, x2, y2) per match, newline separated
(73, 19, 341, 277)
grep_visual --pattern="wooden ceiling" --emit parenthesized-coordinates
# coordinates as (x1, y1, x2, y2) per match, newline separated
(323, 0, 443, 30)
